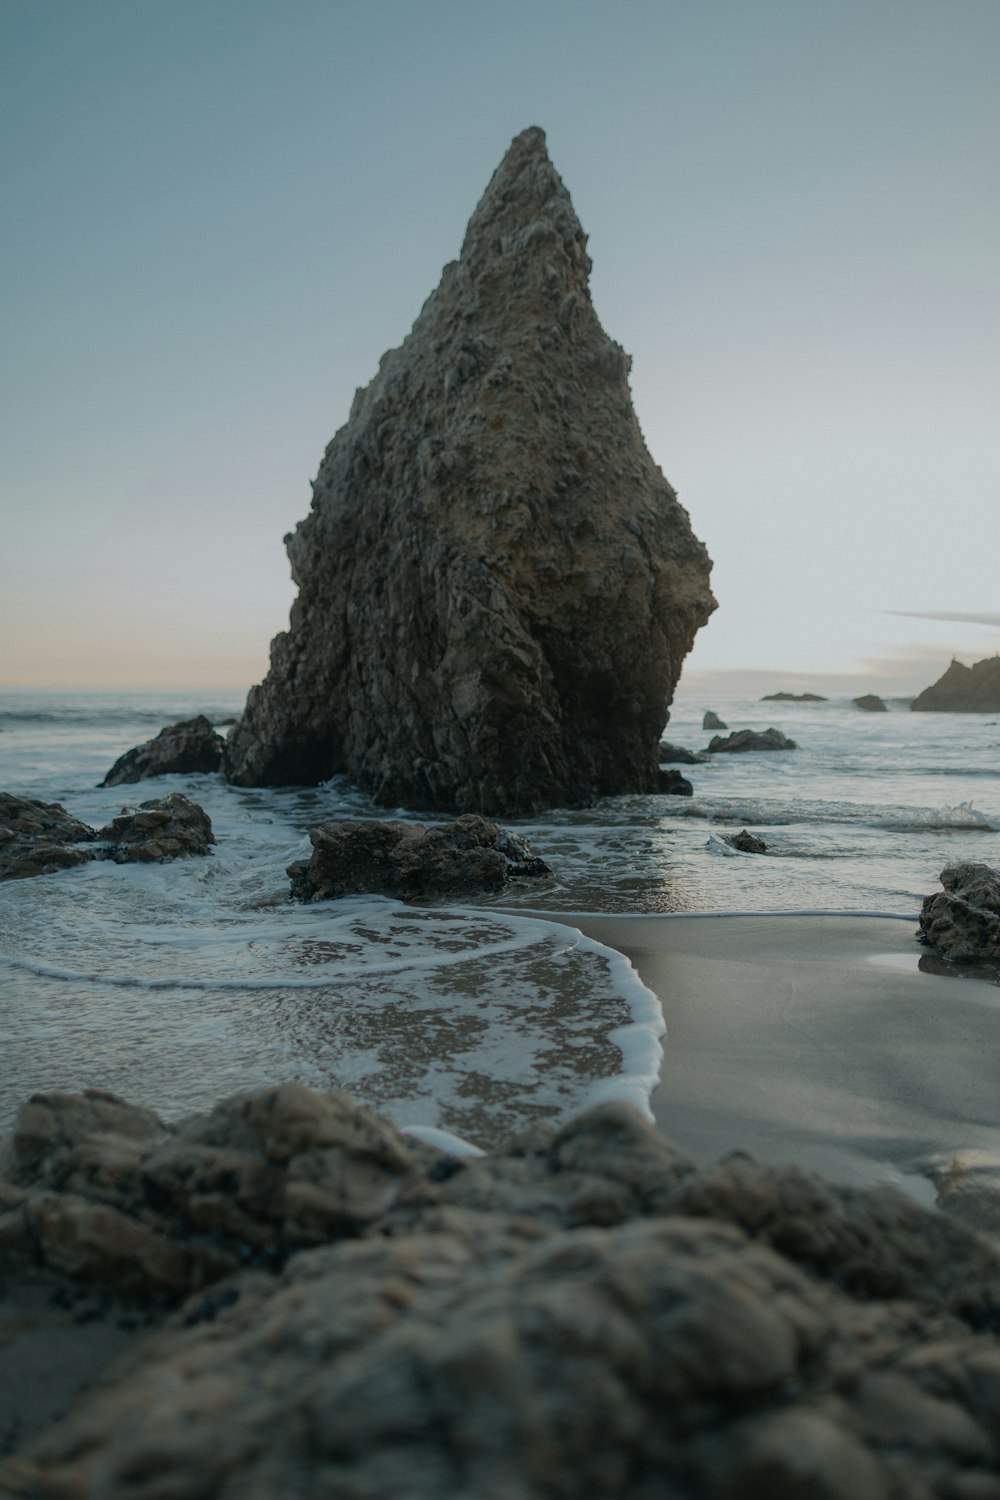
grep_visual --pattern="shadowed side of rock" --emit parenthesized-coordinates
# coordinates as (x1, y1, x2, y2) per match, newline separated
(225, 127, 715, 814)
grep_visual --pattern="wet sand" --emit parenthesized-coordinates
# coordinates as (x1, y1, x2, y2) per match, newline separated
(522, 912, 1000, 1200)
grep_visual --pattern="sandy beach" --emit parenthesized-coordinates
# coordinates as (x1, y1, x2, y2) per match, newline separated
(521, 911, 1000, 1202)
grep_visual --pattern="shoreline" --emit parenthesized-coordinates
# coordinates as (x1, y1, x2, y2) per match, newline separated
(511, 908, 1000, 1202)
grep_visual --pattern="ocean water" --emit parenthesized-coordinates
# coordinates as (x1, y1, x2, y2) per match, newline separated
(1, 688, 997, 1146)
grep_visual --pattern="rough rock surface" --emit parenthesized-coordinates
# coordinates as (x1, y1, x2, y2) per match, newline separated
(918, 863, 1000, 963)
(728, 829, 768, 853)
(97, 793, 215, 863)
(707, 727, 798, 753)
(101, 715, 225, 787)
(225, 127, 715, 814)
(7, 1086, 1000, 1496)
(702, 710, 727, 730)
(0, 794, 96, 881)
(854, 693, 888, 712)
(657, 769, 693, 796)
(287, 814, 551, 902)
(912, 657, 1000, 712)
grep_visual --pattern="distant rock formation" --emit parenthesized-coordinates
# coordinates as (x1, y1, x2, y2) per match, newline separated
(918, 863, 1000, 963)
(911, 658, 1000, 712)
(702, 710, 727, 730)
(761, 692, 826, 702)
(101, 716, 225, 787)
(287, 815, 550, 902)
(225, 127, 715, 813)
(707, 728, 797, 753)
(853, 694, 887, 712)
(7, 1083, 1000, 1496)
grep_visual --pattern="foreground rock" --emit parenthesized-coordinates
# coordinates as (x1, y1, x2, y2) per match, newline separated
(912, 656, 1000, 712)
(7, 1085, 1000, 1495)
(288, 814, 551, 902)
(0, 794, 96, 881)
(225, 127, 715, 814)
(97, 793, 215, 863)
(918, 863, 1000, 963)
(101, 715, 225, 787)
(853, 693, 888, 712)
(707, 727, 798, 753)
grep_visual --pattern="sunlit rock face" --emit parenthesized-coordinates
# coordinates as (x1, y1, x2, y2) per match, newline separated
(226, 126, 715, 814)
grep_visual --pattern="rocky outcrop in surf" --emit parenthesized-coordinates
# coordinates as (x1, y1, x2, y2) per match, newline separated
(225, 127, 715, 814)
(101, 715, 225, 787)
(707, 727, 797, 753)
(0, 791, 214, 878)
(853, 694, 888, 711)
(918, 862, 1000, 963)
(7, 1083, 1000, 1496)
(287, 814, 551, 902)
(0, 794, 96, 880)
(911, 657, 1000, 712)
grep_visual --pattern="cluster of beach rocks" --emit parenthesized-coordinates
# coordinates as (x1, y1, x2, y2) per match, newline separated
(6, 1082, 1000, 1494)
(0, 791, 213, 880)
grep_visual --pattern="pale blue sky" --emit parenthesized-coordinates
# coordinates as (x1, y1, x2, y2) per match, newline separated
(2, 0, 998, 691)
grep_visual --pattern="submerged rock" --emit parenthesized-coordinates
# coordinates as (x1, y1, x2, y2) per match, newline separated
(702, 710, 727, 730)
(97, 793, 214, 863)
(6, 1085, 1000, 1495)
(707, 727, 797, 753)
(728, 829, 768, 853)
(912, 657, 1000, 712)
(853, 693, 888, 712)
(225, 127, 715, 813)
(0, 794, 96, 881)
(101, 715, 225, 787)
(287, 813, 551, 902)
(918, 863, 1000, 963)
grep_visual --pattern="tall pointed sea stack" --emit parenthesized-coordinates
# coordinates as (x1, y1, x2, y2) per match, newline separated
(227, 127, 715, 813)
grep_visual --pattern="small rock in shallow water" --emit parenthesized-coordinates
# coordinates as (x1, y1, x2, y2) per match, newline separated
(657, 769, 693, 796)
(703, 710, 727, 730)
(288, 814, 551, 902)
(918, 863, 1000, 963)
(728, 829, 768, 854)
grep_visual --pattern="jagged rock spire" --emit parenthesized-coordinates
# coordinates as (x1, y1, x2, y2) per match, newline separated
(226, 128, 715, 812)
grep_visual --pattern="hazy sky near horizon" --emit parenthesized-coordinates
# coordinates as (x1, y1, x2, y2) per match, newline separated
(2, 0, 998, 695)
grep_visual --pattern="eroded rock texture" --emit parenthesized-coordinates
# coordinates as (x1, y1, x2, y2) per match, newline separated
(97, 792, 215, 863)
(287, 813, 551, 902)
(6, 1087, 1000, 1496)
(0, 794, 96, 881)
(918, 863, 1000, 963)
(101, 715, 225, 787)
(226, 127, 715, 813)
